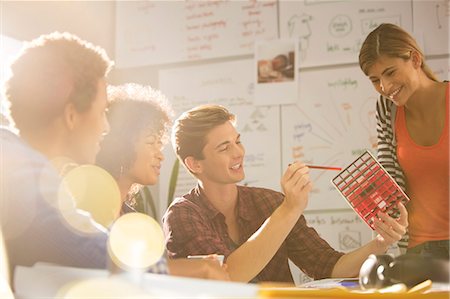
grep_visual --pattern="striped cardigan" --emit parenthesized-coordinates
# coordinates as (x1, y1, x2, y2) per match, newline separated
(375, 95, 409, 252)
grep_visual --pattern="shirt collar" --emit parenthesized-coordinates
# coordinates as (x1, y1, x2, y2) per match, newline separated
(193, 185, 254, 222)
(194, 184, 222, 220)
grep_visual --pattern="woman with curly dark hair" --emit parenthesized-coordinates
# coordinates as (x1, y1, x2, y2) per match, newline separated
(96, 83, 229, 280)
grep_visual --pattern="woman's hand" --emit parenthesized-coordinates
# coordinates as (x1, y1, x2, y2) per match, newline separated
(373, 202, 408, 252)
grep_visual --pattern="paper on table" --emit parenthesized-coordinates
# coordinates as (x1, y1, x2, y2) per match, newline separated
(14, 263, 258, 299)
(14, 263, 106, 299)
(300, 278, 360, 289)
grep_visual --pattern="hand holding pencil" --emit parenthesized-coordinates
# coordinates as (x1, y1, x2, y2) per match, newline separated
(281, 161, 312, 213)
(281, 161, 342, 214)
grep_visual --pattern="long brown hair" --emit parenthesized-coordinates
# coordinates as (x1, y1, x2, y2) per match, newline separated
(359, 23, 438, 81)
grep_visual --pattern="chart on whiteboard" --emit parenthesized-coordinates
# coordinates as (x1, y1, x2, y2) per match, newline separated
(278, 0, 412, 67)
(281, 64, 378, 210)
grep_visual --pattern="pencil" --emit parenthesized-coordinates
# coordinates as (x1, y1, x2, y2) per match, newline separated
(187, 254, 224, 266)
(306, 165, 342, 171)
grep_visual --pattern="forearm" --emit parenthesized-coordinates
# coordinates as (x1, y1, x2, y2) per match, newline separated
(331, 239, 387, 278)
(332, 201, 408, 278)
(167, 258, 229, 281)
(226, 202, 302, 282)
(167, 259, 195, 277)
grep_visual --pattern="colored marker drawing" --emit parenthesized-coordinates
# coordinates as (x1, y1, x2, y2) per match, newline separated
(282, 64, 377, 210)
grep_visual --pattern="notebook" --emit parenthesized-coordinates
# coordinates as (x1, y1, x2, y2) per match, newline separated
(331, 151, 410, 230)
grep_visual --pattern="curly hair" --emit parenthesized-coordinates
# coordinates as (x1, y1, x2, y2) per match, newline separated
(3, 31, 113, 133)
(96, 83, 173, 179)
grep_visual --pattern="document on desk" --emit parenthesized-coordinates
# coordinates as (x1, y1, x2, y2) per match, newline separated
(14, 263, 258, 299)
(300, 278, 360, 289)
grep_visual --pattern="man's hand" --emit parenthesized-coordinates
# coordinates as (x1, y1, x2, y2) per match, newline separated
(280, 161, 312, 214)
(167, 258, 230, 281)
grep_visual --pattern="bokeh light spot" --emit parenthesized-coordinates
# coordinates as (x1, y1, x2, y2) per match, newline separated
(58, 165, 121, 231)
(108, 213, 165, 271)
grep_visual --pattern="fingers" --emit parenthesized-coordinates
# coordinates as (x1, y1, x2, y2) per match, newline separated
(284, 161, 308, 181)
(280, 161, 312, 212)
(203, 259, 230, 281)
(282, 162, 311, 190)
(373, 207, 408, 244)
(373, 216, 402, 244)
(396, 202, 409, 226)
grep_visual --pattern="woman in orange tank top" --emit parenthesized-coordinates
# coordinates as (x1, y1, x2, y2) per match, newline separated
(359, 23, 449, 260)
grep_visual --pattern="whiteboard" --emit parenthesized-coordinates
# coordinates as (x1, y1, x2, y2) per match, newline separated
(0, 35, 23, 82)
(427, 56, 450, 81)
(158, 59, 281, 216)
(304, 210, 372, 252)
(290, 210, 372, 284)
(281, 64, 378, 210)
(279, 0, 413, 67)
(0, 35, 23, 124)
(115, 1, 278, 68)
(413, 0, 450, 56)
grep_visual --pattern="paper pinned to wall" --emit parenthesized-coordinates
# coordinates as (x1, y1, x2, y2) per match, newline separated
(115, 1, 278, 68)
(279, 0, 413, 67)
(289, 210, 372, 285)
(0, 35, 23, 125)
(427, 57, 450, 81)
(0, 35, 23, 80)
(281, 64, 378, 210)
(254, 39, 299, 106)
(304, 210, 372, 252)
(413, 0, 450, 56)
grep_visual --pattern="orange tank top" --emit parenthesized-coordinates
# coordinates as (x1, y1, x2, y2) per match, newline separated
(396, 83, 450, 248)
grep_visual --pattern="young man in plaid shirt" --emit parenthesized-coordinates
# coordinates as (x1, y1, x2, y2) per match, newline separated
(163, 104, 408, 283)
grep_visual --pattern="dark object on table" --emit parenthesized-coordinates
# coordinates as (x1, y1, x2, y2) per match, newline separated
(359, 254, 450, 289)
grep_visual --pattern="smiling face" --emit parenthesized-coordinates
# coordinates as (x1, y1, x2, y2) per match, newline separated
(367, 53, 421, 106)
(125, 130, 165, 186)
(195, 121, 245, 186)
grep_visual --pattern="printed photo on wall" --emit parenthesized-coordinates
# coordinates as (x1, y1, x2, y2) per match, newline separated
(254, 38, 298, 106)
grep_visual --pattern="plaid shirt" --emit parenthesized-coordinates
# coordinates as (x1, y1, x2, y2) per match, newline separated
(163, 185, 343, 282)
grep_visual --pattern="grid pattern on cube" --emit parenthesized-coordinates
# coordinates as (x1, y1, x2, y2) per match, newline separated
(332, 151, 410, 230)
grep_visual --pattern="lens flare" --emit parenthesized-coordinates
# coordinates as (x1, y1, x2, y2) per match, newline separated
(58, 165, 121, 232)
(108, 213, 165, 271)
